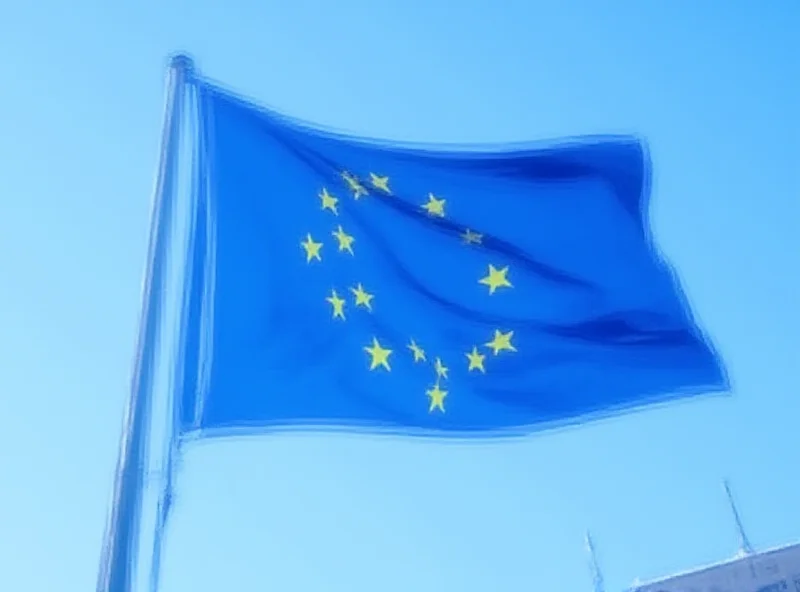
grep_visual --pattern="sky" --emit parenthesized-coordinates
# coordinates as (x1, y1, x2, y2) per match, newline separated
(0, 1, 798, 591)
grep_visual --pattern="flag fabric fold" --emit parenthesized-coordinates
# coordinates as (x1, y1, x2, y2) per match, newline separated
(176, 79, 727, 438)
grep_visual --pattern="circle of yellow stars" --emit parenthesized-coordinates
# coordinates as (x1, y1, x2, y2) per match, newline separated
(300, 170, 518, 416)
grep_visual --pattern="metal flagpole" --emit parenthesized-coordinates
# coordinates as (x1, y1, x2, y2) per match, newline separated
(96, 54, 193, 592)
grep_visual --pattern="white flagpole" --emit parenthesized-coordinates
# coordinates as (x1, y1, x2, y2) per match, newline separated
(95, 54, 193, 592)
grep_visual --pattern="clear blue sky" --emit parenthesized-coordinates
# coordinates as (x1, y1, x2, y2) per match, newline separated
(1, 2, 798, 591)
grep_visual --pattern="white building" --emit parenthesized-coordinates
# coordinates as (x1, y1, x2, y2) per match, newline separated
(628, 542, 800, 592)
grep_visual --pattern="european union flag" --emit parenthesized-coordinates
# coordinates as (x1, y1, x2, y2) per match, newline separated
(177, 80, 727, 438)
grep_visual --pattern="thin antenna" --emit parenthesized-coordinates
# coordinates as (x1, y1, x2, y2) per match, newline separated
(585, 531, 606, 592)
(724, 480, 754, 556)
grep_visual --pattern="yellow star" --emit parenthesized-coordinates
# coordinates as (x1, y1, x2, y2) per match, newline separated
(434, 357, 449, 380)
(319, 188, 339, 215)
(485, 330, 516, 355)
(325, 289, 346, 320)
(369, 173, 391, 194)
(342, 171, 368, 199)
(300, 233, 323, 262)
(364, 337, 392, 371)
(422, 193, 446, 217)
(350, 283, 374, 311)
(461, 228, 482, 245)
(408, 340, 426, 363)
(465, 347, 486, 372)
(479, 264, 512, 294)
(426, 382, 447, 413)
(332, 225, 355, 255)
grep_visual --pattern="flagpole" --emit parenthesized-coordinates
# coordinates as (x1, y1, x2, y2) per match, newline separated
(96, 54, 193, 592)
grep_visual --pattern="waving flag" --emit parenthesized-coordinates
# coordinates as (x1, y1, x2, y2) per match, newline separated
(175, 80, 727, 438)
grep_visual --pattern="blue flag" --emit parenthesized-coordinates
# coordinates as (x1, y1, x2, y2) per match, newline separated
(176, 80, 727, 438)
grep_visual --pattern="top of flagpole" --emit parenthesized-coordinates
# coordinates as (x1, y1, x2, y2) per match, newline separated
(169, 53, 195, 77)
